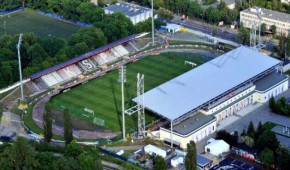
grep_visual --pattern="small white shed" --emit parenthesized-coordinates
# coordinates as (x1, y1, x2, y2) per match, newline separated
(166, 24, 182, 33)
(171, 156, 184, 167)
(144, 144, 167, 158)
(205, 139, 230, 156)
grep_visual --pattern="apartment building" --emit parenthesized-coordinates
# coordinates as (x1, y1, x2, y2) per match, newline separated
(240, 7, 290, 35)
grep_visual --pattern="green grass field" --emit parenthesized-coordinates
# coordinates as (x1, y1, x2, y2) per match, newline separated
(0, 9, 81, 39)
(51, 52, 208, 132)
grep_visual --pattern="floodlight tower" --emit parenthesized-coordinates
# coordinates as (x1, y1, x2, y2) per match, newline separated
(17, 33, 24, 101)
(250, 22, 256, 50)
(118, 64, 127, 141)
(257, 9, 262, 47)
(151, 0, 155, 46)
(137, 73, 145, 139)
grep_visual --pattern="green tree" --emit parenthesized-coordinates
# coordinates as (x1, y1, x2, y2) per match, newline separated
(78, 153, 102, 170)
(43, 103, 53, 142)
(271, 25, 276, 34)
(256, 130, 279, 152)
(259, 148, 274, 167)
(185, 141, 197, 170)
(269, 96, 276, 112)
(205, 6, 221, 23)
(61, 0, 81, 21)
(69, 26, 107, 49)
(65, 141, 83, 158)
(53, 156, 79, 170)
(37, 152, 54, 170)
(63, 108, 73, 145)
(261, 23, 267, 35)
(254, 121, 264, 141)
(154, 155, 167, 170)
(212, 26, 218, 36)
(0, 137, 39, 169)
(77, 2, 104, 23)
(247, 121, 255, 138)
(236, 27, 250, 44)
(241, 136, 254, 147)
(276, 145, 290, 170)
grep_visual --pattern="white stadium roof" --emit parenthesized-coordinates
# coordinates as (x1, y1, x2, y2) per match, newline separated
(133, 46, 281, 120)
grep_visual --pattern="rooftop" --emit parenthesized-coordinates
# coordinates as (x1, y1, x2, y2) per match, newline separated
(134, 46, 281, 120)
(255, 72, 288, 91)
(197, 154, 212, 166)
(104, 2, 151, 17)
(172, 112, 216, 135)
(242, 7, 290, 23)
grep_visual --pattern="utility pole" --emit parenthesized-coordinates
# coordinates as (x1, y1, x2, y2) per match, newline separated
(118, 64, 127, 141)
(151, 0, 154, 46)
(17, 33, 24, 101)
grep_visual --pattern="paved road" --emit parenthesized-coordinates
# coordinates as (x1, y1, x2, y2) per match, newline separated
(169, 18, 238, 43)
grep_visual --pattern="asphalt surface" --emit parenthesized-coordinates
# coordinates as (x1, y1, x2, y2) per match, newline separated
(169, 18, 238, 43)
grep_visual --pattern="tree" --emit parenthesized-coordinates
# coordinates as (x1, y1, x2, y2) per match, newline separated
(65, 141, 83, 158)
(259, 148, 274, 167)
(279, 34, 286, 59)
(276, 145, 290, 170)
(185, 141, 197, 170)
(68, 26, 107, 49)
(212, 26, 218, 36)
(256, 130, 279, 152)
(247, 121, 255, 138)
(236, 27, 250, 44)
(61, 0, 82, 21)
(43, 103, 53, 142)
(0, 137, 39, 169)
(216, 130, 238, 146)
(77, 2, 104, 23)
(254, 121, 264, 141)
(271, 25, 276, 34)
(153, 155, 167, 170)
(261, 23, 267, 35)
(53, 156, 79, 170)
(37, 152, 54, 170)
(78, 153, 102, 170)
(269, 96, 276, 112)
(205, 6, 221, 24)
(63, 108, 73, 145)
(241, 136, 254, 147)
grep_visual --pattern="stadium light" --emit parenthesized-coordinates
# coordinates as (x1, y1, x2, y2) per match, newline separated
(118, 64, 127, 141)
(151, 0, 154, 46)
(17, 33, 24, 101)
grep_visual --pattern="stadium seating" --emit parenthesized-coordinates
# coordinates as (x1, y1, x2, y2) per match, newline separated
(27, 81, 41, 92)
(123, 42, 136, 53)
(77, 59, 97, 72)
(57, 64, 82, 80)
(113, 45, 129, 56)
(41, 73, 59, 87)
(110, 48, 121, 58)
(34, 78, 49, 90)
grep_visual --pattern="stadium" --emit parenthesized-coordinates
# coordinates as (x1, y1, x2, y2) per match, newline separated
(138, 46, 288, 148)
(25, 33, 288, 146)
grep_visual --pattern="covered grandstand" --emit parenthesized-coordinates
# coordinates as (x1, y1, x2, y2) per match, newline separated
(134, 46, 287, 148)
(27, 34, 145, 92)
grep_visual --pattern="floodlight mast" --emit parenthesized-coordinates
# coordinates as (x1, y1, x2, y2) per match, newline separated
(17, 33, 24, 101)
(151, 0, 154, 46)
(118, 64, 127, 141)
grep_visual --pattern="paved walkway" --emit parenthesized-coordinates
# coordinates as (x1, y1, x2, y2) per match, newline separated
(106, 145, 144, 151)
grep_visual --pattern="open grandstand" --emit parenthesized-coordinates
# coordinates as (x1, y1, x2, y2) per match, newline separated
(138, 46, 288, 148)
(27, 34, 146, 92)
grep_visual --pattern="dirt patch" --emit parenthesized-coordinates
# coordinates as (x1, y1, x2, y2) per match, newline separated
(52, 109, 111, 132)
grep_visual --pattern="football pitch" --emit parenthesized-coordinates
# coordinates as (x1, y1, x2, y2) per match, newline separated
(0, 9, 81, 39)
(51, 52, 208, 132)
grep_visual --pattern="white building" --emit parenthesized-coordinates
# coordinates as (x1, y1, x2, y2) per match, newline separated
(104, 2, 152, 25)
(135, 46, 288, 149)
(205, 139, 230, 156)
(166, 24, 182, 33)
(240, 7, 290, 35)
(144, 144, 167, 158)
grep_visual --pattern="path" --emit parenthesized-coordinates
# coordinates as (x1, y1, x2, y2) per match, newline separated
(106, 145, 144, 152)
(102, 161, 123, 170)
